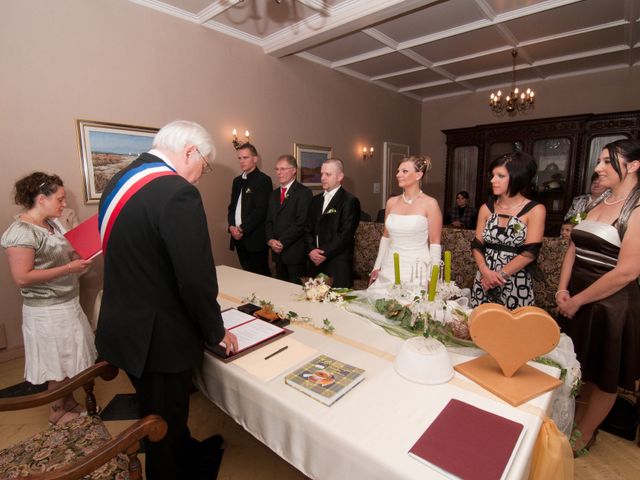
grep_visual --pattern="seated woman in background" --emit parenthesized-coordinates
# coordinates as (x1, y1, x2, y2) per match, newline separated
(368, 155, 442, 292)
(557, 140, 640, 454)
(471, 151, 546, 308)
(564, 171, 606, 223)
(444, 190, 477, 229)
(1, 172, 96, 426)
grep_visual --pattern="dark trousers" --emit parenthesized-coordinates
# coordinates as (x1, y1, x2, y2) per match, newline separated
(275, 260, 306, 285)
(127, 369, 197, 480)
(235, 242, 271, 276)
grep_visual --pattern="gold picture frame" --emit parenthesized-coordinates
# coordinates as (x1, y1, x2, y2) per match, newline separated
(294, 143, 332, 188)
(77, 119, 158, 204)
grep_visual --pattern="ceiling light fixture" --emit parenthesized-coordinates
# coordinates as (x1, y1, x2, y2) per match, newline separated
(489, 49, 535, 115)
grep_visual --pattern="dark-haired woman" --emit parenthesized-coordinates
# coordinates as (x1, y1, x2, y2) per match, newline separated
(1, 172, 96, 426)
(557, 140, 640, 453)
(471, 152, 546, 308)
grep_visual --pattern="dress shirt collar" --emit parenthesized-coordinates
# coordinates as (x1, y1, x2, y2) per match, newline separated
(281, 179, 295, 191)
(323, 185, 341, 198)
(148, 149, 176, 171)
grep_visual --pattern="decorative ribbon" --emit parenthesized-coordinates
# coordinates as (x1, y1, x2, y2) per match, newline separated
(98, 162, 176, 251)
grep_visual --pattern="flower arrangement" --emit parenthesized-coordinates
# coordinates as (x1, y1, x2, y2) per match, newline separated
(301, 274, 356, 305)
(569, 211, 587, 225)
(370, 281, 475, 347)
(243, 293, 335, 334)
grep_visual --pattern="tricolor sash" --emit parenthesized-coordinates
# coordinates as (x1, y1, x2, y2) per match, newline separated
(98, 162, 177, 251)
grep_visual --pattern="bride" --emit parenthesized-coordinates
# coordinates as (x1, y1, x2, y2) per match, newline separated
(368, 155, 442, 294)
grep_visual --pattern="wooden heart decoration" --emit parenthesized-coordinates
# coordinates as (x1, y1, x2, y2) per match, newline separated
(469, 303, 560, 377)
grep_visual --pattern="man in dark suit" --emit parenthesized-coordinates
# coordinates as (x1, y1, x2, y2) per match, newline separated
(97, 120, 238, 480)
(265, 154, 312, 284)
(305, 158, 361, 288)
(227, 143, 272, 276)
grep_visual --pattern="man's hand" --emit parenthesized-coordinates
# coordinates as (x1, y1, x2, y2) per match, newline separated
(221, 330, 239, 356)
(309, 248, 326, 266)
(229, 226, 243, 240)
(268, 239, 283, 253)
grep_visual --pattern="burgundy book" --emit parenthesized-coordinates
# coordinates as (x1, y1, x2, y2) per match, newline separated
(408, 399, 525, 480)
(63, 214, 102, 260)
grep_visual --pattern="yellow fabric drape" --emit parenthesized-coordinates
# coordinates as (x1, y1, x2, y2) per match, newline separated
(528, 417, 574, 479)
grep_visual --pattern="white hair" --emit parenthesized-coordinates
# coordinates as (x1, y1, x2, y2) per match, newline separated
(153, 120, 216, 160)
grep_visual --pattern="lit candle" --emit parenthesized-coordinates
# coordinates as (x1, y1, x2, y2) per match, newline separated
(245, 130, 250, 138)
(393, 252, 400, 285)
(444, 250, 451, 283)
(428, 265, 439, 301)
(232, 128, 237, 136)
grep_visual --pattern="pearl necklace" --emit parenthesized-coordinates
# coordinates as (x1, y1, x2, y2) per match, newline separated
(603, 195, 626, 206)
(402, 191, 422, 204)
(496, 197, 526, 211)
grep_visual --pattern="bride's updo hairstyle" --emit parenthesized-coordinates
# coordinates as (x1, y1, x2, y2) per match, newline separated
(403, 155, 432, 182)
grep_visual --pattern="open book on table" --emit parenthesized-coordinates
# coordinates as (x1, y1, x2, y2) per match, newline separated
(206, 308, 290, 362)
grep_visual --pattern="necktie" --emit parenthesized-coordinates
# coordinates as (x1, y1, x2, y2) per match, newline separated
(280, 187, 287, 205)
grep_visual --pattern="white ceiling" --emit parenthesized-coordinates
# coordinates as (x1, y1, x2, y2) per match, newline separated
(130, 0, 640, 102)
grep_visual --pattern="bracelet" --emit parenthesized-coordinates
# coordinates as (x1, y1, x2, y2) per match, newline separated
(496, 268, 511, 281)
(555, 290, 569, 298)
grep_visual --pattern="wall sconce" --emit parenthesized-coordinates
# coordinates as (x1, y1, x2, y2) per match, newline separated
(232, 129, 250, 149)
(362, 146, 374, 160)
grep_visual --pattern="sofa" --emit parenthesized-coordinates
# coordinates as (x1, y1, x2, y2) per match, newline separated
(353, 222, 568, 315)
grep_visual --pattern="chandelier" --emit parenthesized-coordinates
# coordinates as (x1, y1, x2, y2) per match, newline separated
(489, 49, 535, 115)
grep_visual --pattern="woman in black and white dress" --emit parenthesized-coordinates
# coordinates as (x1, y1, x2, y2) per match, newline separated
(471, 151, 546, 308)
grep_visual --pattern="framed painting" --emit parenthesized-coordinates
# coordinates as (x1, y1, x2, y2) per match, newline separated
(294, 143, 332, 188)
(77, 119, 158, 203)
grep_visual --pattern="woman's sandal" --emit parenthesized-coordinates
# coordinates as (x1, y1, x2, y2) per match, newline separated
(48, 410, 80, 427)
(65, 401, 88, 416)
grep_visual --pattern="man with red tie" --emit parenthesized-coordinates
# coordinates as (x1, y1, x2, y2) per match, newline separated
(265, 154, 312, 284)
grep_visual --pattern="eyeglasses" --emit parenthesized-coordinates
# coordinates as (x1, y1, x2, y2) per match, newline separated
(275, 167, 295, 172)
(196, 148, 212, 174)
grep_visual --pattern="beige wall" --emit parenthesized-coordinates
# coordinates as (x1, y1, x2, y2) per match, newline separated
(421, 66, 640, 206)
(0, 0, 421, 353)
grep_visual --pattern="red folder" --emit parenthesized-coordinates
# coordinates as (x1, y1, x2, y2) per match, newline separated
(409, 399, 525, 480)
(63, 214, 102, 260)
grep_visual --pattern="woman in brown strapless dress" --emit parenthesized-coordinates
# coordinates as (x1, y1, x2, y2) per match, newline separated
(557, 139, 640, 453)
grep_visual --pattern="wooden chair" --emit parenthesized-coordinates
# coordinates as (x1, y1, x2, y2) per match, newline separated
(0, 361, 166, 479)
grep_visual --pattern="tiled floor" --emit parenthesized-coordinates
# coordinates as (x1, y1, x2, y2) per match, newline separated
(2, 356, 640, 479)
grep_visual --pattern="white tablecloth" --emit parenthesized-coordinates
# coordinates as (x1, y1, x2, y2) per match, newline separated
(194, 266, 558, 480)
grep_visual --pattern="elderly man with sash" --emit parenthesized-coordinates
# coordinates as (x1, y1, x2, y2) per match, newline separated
(97, 120, 238, 480)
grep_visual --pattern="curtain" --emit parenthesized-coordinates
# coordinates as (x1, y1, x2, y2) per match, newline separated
(451, 146, 478, 206)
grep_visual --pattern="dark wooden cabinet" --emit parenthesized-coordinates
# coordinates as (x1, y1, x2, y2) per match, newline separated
(443, 110, 640, 235)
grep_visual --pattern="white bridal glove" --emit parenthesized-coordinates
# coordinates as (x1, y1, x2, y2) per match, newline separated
(430, 243, 442, 268)
(372, 236, 390, 272)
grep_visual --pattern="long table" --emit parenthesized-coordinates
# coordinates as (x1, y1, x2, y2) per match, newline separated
(194, 266, 558, 480)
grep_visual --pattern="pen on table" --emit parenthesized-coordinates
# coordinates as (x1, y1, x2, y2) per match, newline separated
(264, 345, 288, 360)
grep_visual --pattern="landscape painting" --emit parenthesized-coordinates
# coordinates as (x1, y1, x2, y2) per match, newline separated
(294, 143, 332, 188)
(77, 120, 158, 203)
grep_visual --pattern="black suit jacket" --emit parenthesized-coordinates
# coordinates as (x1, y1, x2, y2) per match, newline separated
(304, 187, 360, 288)
(227, 168, 272, 252)
(96, 153, 226, 378)
(265, 181, 312, 265)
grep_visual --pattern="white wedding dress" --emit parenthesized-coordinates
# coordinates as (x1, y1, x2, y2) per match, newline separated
(367, 213, 433, 296)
